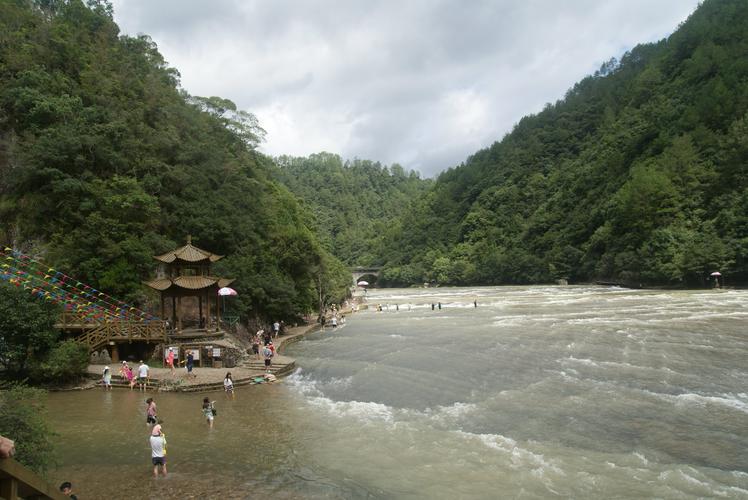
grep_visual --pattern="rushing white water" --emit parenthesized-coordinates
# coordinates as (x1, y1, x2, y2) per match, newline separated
(45, 286, 747, 499)
(282, 286, 748, 498)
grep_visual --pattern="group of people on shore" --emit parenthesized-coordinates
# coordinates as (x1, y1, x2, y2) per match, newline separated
(102, 360, 151, 391)
(252, 330, 276, 371)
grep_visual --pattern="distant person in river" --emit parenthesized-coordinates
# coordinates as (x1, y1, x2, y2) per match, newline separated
(474, 300, 478, 308)
(331, 316, 338, 328)
(146, 397, 157, 426)
(431, 303, 435, 310)
(202, 397, 215, 428)
(102, 365, 112, 390)
(438, 302, 442, 310)
(224, 372, 234, 399)
(149, 424, 167, 477)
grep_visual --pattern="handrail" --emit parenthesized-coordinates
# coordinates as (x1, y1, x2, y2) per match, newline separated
(69, 319, 168, 351)
(0, 457, 68, 499)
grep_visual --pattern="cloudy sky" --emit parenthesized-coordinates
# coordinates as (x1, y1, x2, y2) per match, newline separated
(111, 0, 701, 178)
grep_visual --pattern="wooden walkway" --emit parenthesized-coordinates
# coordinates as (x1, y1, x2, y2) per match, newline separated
(57, 312, 167, 352)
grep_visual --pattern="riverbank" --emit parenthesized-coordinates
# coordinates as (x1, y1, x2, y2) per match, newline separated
(83, 317, 330, 392)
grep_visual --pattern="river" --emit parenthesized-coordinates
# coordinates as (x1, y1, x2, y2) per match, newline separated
(47, 286, 748, 499)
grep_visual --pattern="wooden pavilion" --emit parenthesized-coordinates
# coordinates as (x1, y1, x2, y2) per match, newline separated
(143, 237, 234, 332)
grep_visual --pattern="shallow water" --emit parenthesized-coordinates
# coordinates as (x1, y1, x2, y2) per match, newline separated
(47, 286, 748, 498)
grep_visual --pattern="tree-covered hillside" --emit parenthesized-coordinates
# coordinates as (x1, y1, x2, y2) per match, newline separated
(272, 153, 431, 268)
(379, 0, 748, 288)
(0, 0, 350, 321)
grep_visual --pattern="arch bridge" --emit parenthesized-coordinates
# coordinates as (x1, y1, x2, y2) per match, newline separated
(351, 266, 382, 286)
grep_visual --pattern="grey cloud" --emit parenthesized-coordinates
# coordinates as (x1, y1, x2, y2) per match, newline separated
(112, 0, 701, 178)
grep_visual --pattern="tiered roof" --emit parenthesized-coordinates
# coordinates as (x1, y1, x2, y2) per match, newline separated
(144, 276, 234, 291)
(153, 238, 223, 264)
(144, 237, 233, 292)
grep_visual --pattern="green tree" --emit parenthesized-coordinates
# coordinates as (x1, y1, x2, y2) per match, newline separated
(0, 282, 60, 377)
(0, 384, 57, 474)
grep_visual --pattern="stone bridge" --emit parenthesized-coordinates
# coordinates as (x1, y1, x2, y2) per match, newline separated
(351, 267, 382, 286)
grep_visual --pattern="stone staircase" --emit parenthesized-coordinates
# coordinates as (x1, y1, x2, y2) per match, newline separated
(241, 358, 296, 377)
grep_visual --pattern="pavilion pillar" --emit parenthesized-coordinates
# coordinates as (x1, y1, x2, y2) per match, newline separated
(171, 296, 177, 330)
(208, 291, 214, 330)
(199, 294, 204, 329)
(176, 296, 182, 331)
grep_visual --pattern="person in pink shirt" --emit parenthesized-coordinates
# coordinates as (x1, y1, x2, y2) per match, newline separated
(165, 347, 175, 376)
(120, 361, 135, 390)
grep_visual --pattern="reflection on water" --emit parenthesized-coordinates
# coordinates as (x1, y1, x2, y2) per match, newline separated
(48, 286, 748, 499)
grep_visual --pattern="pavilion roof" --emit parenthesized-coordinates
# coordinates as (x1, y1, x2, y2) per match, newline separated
(154, 240, 223, 264)
(143, 276, 235, 292)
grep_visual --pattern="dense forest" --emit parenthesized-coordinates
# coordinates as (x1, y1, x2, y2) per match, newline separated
(271, 153, 430, 269)
(0, 0, 351, 322)
(374, 0, 748, 288)
(2, 0, 746, 321)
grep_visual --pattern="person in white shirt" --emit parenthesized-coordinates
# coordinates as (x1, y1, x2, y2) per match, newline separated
(149, 424, 167, 477)
(223, 372, 234, 399)
(137, 361, 150, 391)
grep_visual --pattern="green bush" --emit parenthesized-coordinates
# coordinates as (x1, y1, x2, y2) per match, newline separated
(30, 340, 89, 384)
(0, 384, 57, 474)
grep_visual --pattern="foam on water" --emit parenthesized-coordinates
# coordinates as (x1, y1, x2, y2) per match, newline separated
(284, 286, 748, 497)
(306, 396, 396, 424)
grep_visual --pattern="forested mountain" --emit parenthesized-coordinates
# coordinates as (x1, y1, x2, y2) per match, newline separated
(0, 0, 351, 320)
(272, 153, 431, 268)
(379, 0, 748, 288)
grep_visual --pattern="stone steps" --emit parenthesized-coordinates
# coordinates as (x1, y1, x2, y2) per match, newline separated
(241, 361, 295, 376)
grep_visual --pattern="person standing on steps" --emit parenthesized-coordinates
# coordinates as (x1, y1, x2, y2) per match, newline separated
(263, 344, 274, 372)
(252, 334, 261, 360)
(121, 361, 135, 390)
(102, 366, 112, 390)
(137, 360, 150, 391)
(273, 320, 280, 338)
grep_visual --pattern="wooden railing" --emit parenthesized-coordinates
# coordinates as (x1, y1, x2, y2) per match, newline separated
(0, 457, 67, 499)
(74, 320, 167, 351)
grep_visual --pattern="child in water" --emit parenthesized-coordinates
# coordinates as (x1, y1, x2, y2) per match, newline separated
(202, 397, 215, 428)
